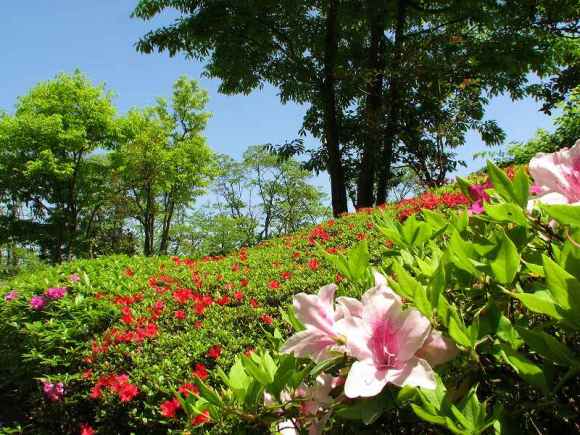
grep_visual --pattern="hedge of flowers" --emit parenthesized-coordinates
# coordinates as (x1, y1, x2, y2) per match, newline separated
(1, 141, 579, 434)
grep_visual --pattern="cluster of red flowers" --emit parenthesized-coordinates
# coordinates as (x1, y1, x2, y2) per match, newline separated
(90, 374, 139, 402)
(308, 225, 330, 245)
(393, 191, 470, 220)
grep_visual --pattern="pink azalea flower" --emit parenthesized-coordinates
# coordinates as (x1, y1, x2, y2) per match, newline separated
(30, 295, 47, 311)
(45, 287, 67, 299)
(4, 290, 18, 302)
(280, 284, 345, 362)
(69, 273, 81, 283)
(265, 374, 342, 435)
(337, 287, 445, 397)
(281, 273, 393, 362)
(528, 139, 580, 207)
(43, 381, 65, 401)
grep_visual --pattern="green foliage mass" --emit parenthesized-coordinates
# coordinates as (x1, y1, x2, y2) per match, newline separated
(1, 163, 579, 434)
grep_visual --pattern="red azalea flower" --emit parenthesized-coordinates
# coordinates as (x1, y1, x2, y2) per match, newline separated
(281, 271, 292, 280)
(217, 295, 230, 306)
(123, 268, 134, 277)
(366, 222, 374, 229)
(89, 385, 102, 399)
(356, 232, 366, 241)
(175, 310, 186, 320)
(193, 363, 208, 380)
(268, 280, 280, 289)
(194, 320, 203, 329)
(192, 410, 210, 426)
(292, 251, 301, 259)
(234, 291, 244, 302)
(80, 423, 95, 435)
(160, 398, 181, 418)
(260, 314, 273, 325)
(240, 278, 249, 287)
(195, 302, 206, 316)
(207, 345, 222, 360)
(178, 383, 199, 397)
(118, 383, 139, 402)
(82, 369, 93, 380)
(249, 298, 259, 308)
(326, 247, 337, 254)
(335, 273, 344, 283)
(308, 258, 320, 271)
(231, 263, 240, 272)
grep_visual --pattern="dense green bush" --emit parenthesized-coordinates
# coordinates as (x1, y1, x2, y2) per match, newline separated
(1, 155, 579, 434)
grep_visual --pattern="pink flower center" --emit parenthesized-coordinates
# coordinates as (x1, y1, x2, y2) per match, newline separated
(369, 320, 401, 369)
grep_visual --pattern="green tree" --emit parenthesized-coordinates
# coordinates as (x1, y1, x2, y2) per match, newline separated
(507, 86, 579, 165)
(113, 77, 217, 256)
(0, 71, 117, 261)
(133, 0, 578, 210)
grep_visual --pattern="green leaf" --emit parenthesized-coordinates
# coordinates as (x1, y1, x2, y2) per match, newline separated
(490, 232, 520, 284)
(193, 377, 223, 406)
(448, 311, 473, 348)
(390, 261, 432, 317)
(511, 167, 530, 208)
(483, 203, 529, 227)
(511, 290, 564, 320)
(515, 327, 577, 367)
(448, 230, 480, 276)
(486, 160, 516, 204)
(543, 255, 580, 311)
(542, 204, 580, 227)
(496, 344, 549, 393)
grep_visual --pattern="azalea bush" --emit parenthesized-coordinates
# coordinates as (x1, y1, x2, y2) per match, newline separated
(1, 142, 579, 434)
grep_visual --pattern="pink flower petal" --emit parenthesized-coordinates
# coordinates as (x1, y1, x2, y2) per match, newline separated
(344, 360, 388, 398)
(335, 296, 363, 319)
(335, 316, 373, 360)
(387, 357, 436, 389)
(416, 330, 458, 367)
(391, 308, 431, 362)
(281, 329, 337, 362)
(293, 285, 337, 337)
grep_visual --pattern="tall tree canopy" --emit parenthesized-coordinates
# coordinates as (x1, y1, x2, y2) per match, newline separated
(113, 76, 218, 256)
(0, 71, 117, 261)
(133, 0, 579, 213)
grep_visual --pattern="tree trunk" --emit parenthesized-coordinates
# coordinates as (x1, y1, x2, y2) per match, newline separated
(376, 0, 407, 205)
(143, 183, 155, 256)
(356, 0, 386, 208)
(159, 190, 175, 255)
(322, 0, 349, 217)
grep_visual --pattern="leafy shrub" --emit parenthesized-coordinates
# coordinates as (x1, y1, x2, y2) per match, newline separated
(1, 154, 579, 434)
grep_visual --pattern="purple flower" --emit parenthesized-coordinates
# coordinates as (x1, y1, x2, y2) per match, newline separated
(30, 295, 47, 311)
(4, 290, 18, 302)
(42, 381, 65, 401)
(45, 287, 67, 299)
(68, 274, 81, 283)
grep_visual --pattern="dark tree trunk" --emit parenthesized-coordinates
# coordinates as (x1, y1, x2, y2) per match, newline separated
(159, 190, 175, 255)
(356, 0, 386, 208)
(376, 0, 407, 205)
(143, 183, 155, 256)
(322, 0, 349, 217)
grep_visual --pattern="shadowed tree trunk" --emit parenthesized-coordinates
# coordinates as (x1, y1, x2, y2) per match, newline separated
(322, 0, 349, 217)
(357, 0, 387, 208)
(376, 0, 407, 205)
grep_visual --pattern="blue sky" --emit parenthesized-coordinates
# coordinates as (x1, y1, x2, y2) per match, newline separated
(1, 1, 558, 197)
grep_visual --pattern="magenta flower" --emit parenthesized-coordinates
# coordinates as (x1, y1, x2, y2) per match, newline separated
(45, 287, 67, 299)
(4, 290, 18, 302)
(42, 381, 65, 401)
(30, 295, 47, 311)
(528, 139, 580, 208)
(467, 181, 492, 214)
(68, 273, 81, 283)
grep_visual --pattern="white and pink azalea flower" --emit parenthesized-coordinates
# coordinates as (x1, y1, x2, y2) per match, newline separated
(281, 272, 400, 362)
(528, 139, 580, 208)
(265, 374, 343, 435)
(283, 273, 458, 399)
